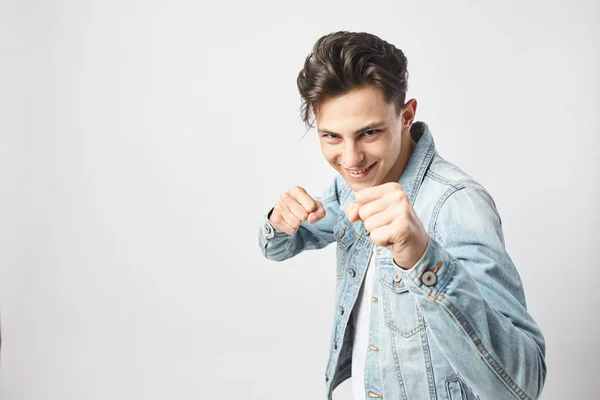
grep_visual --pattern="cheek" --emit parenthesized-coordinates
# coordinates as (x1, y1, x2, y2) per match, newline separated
(320, 145, 337, 165)
(391, 133, 403, 150)
(382, 138, 401, 159)
(370, 144, 389, 161)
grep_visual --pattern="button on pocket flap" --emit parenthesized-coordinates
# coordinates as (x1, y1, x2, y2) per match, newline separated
(334, 217, 355, 250)
(378, 263, 408, 293)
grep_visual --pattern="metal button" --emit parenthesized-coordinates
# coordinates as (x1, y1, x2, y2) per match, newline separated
(377, 248, 382, 255)
(368, 392, 383, 399)
(421, 270, 437, 286)
(371, 297, 378, 302)
(369, 344, 379, 351)
(339, 306, 344, 316)
(333, 341, 338, 350)
(393, 271, 402, 283)
(348, 268, 356, 278)
(264, 214, 273, 233)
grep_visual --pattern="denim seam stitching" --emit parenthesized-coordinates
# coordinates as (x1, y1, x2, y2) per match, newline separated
(381, 283, 425, 338)
(428, 186, 465, 235)
(426, 170, 483, 191)
(408, 140, 436, 205)
(388, 308, 409, 400)
(321, 193, 338, 206)
(438, 292, 532, 400)
(428, 186, 531, 397)
(417, 304, 437, 399)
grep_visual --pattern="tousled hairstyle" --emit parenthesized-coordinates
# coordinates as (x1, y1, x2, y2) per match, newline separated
(297, 31, 409, 130)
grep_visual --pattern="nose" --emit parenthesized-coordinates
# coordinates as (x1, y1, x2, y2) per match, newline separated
(342, 141, 365, 168)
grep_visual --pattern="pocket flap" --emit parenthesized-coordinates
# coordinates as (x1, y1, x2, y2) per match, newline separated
(378, 261, 409, 293)
(334, 217, 356, 250)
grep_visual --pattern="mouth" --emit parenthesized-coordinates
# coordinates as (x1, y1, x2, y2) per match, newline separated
(343, 162, 377, 180)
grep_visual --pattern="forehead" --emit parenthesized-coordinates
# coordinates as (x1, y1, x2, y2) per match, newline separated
(316, 86, 393, 134)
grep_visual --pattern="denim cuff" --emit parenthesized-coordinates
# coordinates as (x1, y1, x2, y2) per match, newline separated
(394, 237, 454, 297)
(260, 207, 287, 241)
(263, 208, 276, 240)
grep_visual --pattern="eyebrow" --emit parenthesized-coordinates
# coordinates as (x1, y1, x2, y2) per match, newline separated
(317, 121, 387, 137)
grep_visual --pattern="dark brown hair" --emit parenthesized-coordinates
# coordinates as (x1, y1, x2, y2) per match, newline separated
(297, 31, 408, 130)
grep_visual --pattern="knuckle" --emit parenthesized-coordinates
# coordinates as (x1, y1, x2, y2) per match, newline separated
(358, 208, 367, 221)
(290, 186, 304, 196)
(371, 234, 383, 246)
(271, 214, 282, 224)
(398, 221, 409, 235)
(394, 189, 405, 201)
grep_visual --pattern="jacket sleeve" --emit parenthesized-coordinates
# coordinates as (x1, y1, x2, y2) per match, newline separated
(257, 178, 343, 261)
(398, 187, 546, 399)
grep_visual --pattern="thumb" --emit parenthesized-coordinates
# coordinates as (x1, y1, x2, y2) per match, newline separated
(345, 202, 360, 222)
(308, 201, 326, 224)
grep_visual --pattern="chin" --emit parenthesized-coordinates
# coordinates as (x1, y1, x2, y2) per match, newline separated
(347, 180, 375, 192)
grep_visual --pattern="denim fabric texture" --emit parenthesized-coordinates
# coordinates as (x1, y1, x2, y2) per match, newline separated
(258, 122, 546, 400)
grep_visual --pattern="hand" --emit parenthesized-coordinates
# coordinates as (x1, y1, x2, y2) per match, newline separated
(269, 186, 326, 235)
(346, 182, 429, 270)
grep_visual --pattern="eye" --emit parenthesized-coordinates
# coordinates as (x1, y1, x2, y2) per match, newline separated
(363, 129, 380, 137)
(322, 133, 340, 141)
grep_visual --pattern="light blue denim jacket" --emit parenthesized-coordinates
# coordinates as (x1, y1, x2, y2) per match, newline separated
(258, 122, 546, 400)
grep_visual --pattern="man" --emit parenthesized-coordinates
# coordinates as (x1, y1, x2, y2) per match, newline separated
(257, 31, 546, 400)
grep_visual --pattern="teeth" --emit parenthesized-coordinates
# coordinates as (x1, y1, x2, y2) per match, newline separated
(348, 166, 369, 175)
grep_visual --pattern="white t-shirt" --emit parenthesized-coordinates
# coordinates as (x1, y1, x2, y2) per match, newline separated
(351, 248, 376, 400)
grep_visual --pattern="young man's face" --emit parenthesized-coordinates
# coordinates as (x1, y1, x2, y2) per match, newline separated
(315, 85, 416, 192)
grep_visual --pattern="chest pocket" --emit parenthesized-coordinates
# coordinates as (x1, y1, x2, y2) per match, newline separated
(333, 217, 356, 278)
(378, 262, 425, 338)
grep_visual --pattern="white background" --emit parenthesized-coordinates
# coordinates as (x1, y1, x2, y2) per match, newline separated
(1, 0, 598, 399)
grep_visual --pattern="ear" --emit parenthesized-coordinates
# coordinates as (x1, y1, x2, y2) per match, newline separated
(402, 98, 418, 128)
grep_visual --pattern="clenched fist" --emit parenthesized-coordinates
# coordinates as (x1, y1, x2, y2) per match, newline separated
(268, 186, 326, 235)
(345, 182, 429, 270)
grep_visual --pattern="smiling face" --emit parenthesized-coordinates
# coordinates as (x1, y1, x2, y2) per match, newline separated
(315, 85, 417, 192)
